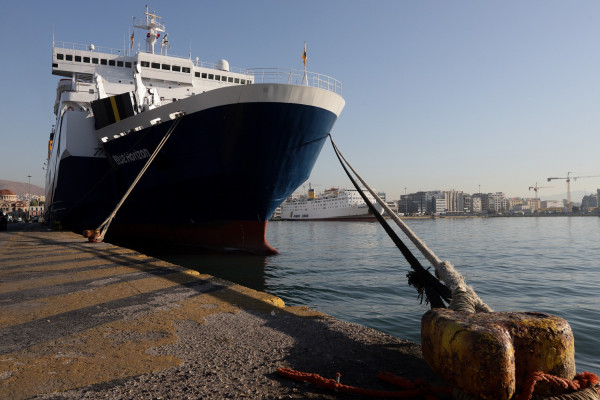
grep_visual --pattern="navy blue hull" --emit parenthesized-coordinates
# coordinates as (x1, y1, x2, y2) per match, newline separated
(51, 101, 337, 253)
(47, 156, 117, 231)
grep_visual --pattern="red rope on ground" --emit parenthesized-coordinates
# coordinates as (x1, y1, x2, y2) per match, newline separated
(517, 371, 600, 400)
(277, 367, 452, 399)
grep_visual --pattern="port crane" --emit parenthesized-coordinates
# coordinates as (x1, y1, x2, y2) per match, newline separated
(547, 172, 600, 212)
(528, 183, 552, 199)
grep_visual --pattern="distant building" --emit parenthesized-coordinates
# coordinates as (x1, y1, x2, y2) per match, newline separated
(398, 194, 419, 215)
(0, 189, 17, 202)
(432, 192, 446, 214)
(581, 192, 598, 212)
(398, 191, 434, 214)
(462, 194, 472, 213)
(541, 200, 564, 211)
(473, 193, 490, 213)
(508, 198, 523, 210)
(489, 192, 507, 212)
(385, 200, 398, 213)
(444, 190, 465, 214)
(472, 196, 482, 213)
(525, 198, 540, 212)
(0, 189, 33, 220)
(426, 191, 441, 214)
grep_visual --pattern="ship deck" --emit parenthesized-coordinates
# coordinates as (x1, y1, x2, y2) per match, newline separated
(0, 223, 441, 399)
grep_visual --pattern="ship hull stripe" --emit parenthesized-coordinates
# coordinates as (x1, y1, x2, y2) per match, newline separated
(109, 96, 121, 122)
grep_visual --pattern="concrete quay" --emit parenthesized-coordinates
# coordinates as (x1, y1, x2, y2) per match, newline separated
(0, 223, 441, 399)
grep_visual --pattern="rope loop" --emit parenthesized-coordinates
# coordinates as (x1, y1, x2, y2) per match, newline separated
(517, 371, 600, 400)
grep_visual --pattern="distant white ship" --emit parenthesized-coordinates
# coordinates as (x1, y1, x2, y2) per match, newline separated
(280, 187, 383, 220)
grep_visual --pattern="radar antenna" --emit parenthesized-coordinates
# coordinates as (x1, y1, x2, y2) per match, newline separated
(133, 5, 166, 54)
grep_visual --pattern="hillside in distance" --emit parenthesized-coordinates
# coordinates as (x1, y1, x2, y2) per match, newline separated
(0, 179, 44, 196)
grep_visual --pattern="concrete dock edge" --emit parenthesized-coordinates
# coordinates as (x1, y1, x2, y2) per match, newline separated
(1, 224, 441, 399)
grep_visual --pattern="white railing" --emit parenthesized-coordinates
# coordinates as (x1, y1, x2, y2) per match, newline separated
(193, 61, 252, 76)
(53, 41, 126, 56)
(247, 68, 342, 95)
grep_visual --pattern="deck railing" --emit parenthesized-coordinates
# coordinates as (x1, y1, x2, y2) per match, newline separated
(248, 68, 342, 95)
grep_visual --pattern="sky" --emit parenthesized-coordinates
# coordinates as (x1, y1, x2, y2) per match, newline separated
(2, 1, 600, 200)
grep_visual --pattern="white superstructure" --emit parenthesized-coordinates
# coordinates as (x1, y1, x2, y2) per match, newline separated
(280, 187, 383, 220)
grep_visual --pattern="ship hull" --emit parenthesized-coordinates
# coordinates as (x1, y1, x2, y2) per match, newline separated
(48, 87, 340, 254)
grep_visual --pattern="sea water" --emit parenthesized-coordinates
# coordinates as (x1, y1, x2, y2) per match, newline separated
(154, 216, 600, 373)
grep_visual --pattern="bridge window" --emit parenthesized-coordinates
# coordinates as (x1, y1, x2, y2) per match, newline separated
(162, 64, 170, 70)
(141, 61, 149, 68)
(125, 62, 132, 68)
(101, 59, 107, 65)
(151, 62, 160, 69)
(57, 53, 64, 60)
(109, 60, 116, 66)
(214, 75, 220, 81)
(117, 61, 124, 67)
(66, 54, 73, 61)
(202, 73, 207, 79)
(195, 72, 200, 77)
(83, 57, 90, 63)
(92, 58, 99, 64)
(172, 65, 181, 72)
(240, 79, 246, 84)
(208, 74, 214, 80)
(228, 77, 233, 83)
(75, 55, 81, 62)
(182, 67, 190, 73)
(234, 78, 239, 84)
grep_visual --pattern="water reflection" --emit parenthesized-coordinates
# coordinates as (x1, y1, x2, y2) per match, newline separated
(123, 244, 269, 292)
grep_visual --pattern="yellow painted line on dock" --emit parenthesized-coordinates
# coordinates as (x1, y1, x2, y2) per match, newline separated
(0, 271, 208, 329)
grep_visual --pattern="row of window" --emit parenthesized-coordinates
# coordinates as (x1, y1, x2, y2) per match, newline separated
(56, 53, 132, 68)
(196, 72, 248, 84)
(139, 61, 190, 73)
(55, 53, 250, 84)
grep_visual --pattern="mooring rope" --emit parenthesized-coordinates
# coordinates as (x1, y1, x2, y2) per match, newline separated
(329, 135, 451, 308)
(327, 136, 600, 400)
(95, 115, 183, 241)
(328, 136, 492, 313)
(277, 368, 453, 399)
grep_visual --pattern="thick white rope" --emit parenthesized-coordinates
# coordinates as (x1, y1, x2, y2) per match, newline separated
(330, 138, 491, 313)
(96, 116, 183, 241)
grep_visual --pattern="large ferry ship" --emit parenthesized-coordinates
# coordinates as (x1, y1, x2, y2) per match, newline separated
(280, 187, 383, 220)
(45, 7, 345, 254)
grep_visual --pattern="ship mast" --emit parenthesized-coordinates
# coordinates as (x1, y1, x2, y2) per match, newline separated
(134, 5, 165, 54)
